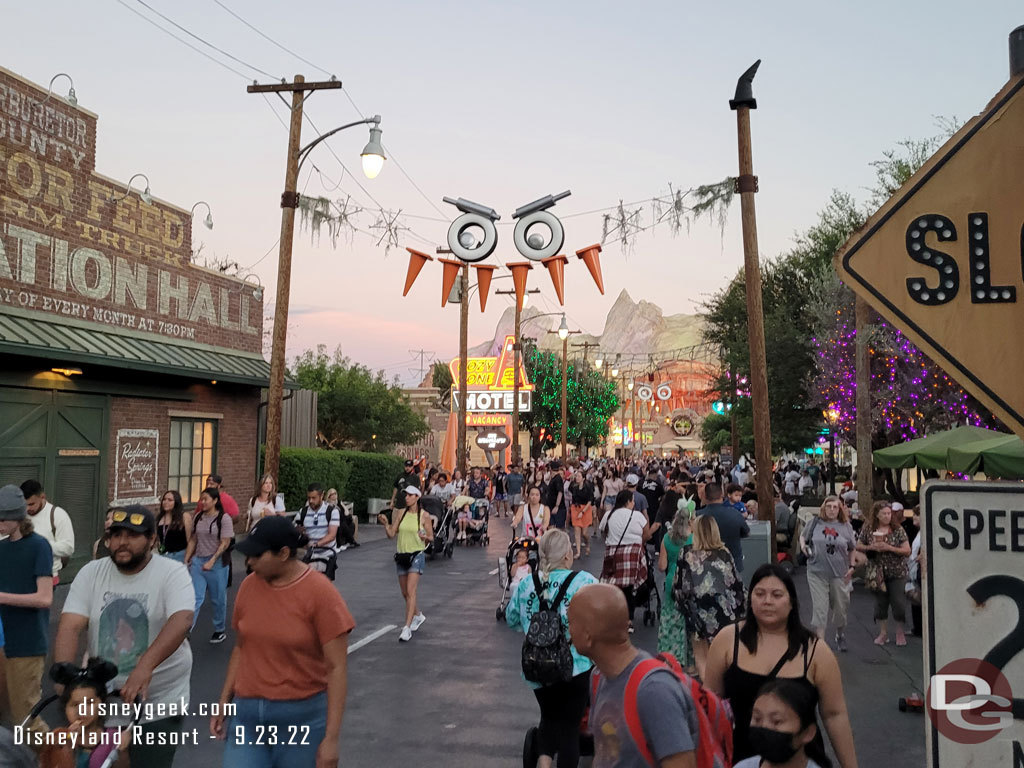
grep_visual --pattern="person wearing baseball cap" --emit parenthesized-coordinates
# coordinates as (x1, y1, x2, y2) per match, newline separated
(0, 484, 54, 729)
(212, 514, 356, 767)
(56, 504, 195, 766)
(390, 459, 421, 512)
(378, 484, 434, 642)
(625, 474, 650, 521)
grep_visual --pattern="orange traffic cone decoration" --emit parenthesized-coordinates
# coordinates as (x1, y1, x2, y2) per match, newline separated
(575, 244, 605, 295)
(439, 258, 463, 308)
(473, 264, 498, 312)
(403, 248, 433, 296)
(506, 261, 534, 311)
(540, 254, 568, 305)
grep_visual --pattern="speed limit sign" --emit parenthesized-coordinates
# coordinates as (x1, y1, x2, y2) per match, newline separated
(656, 384, 672, 401)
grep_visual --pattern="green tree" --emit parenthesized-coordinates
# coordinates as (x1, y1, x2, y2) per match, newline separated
(519, 348, 619, 455)
(291, 346, 429, 451)
(430, 360, 453, 409)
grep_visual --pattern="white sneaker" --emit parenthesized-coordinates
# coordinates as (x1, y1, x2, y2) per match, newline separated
(338, 544, 349, 551)
(410, 613, 426, 632)
(399, 626, 413, 642)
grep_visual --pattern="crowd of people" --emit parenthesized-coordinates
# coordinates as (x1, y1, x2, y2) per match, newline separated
(0, 451, 930, 767)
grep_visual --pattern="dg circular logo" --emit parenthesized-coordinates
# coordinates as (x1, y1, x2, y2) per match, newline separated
(927, 657, 1013, 744)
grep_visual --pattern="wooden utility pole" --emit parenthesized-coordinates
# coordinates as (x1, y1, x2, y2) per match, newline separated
(729, 365, 740, 463)
(730, 61, 775, 537)
(248, 75, 341, 481)
(512, 295, 522, 466)
(571, 340, 600, 459)
(561, 336, 569, 460)
(458, 265, 470, 476)
(855, 295, 873, 512)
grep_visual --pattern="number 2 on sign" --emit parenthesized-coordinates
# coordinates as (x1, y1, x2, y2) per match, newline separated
(968, 574, 1024, 720)
(905, 214, 1020, 306)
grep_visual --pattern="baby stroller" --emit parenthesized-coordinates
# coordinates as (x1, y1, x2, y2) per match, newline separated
(633, 543, 662, 628)
(463, 498, 490, 546)
(495, 535, 540, 620)
(1, 660, 143, 768)
(422, 494, 455, 560)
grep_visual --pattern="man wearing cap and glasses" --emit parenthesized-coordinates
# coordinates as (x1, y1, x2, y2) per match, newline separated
(0, 485, 54, 730)
(390, 459, 421, 513)
(54, 504, 195, 768)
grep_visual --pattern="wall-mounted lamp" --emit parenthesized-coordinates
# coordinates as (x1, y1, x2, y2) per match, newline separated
(43, 73, 77, 106)
(52, 367, 83, 376)
(191, 201, 214, 230)
(110, 174, 152, 204)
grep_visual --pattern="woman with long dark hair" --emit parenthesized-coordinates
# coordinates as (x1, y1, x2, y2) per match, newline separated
(597, 488, 651, 632)
(703, 563, 858, 768)
(511, 485, 550, 540)
(855, 500, 910, 646)
(185, 487, 233, 643)
(156, 490, 192, 563)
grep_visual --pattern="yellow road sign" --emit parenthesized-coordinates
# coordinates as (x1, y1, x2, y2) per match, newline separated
(835, 75, 1024, 437)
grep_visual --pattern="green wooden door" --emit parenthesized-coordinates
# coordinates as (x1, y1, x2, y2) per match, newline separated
(0, 388, 109, 581)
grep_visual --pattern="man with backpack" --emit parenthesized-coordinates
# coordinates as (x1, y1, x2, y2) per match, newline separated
(20, 480, 74, 582)
(569, 583, 733, 768)
(295, 483, 340, 580)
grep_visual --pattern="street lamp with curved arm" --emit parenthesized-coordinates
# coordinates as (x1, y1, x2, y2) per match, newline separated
(42, 73, 76, 106)
(297, 115, 386, 179)
(191, 201, 214, 230)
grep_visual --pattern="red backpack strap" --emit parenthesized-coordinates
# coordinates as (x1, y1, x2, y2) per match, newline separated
(590, 668, 601, 704)
(623, 659, 664, 767)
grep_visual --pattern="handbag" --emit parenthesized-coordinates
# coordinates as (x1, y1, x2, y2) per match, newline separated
(601, 511, 634, 578)
(394, 551, 418, 568)
(863, 559, 887, 593)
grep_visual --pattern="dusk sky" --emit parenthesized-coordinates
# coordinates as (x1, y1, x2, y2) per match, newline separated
(8, 1, 1021, 384)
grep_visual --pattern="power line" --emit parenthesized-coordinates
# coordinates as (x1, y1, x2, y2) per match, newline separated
(130, 0, 282, 80)
(115, 0, 250, 81)
(408, 348, 436, 382)
(211, 0, 334, 77)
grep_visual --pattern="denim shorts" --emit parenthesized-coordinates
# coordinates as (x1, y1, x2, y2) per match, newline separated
(396, 551, 426, 576)
(223, 691, 327, 768)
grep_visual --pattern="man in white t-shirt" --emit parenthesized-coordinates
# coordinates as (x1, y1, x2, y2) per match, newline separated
(54, 505, 194, 768)
(20, 479, 75, 579)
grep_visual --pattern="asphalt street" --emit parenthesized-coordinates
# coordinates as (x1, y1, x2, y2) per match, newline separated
(42, 520, 929, 767)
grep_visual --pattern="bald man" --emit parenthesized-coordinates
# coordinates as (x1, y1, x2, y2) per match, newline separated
(568, 584, 698, 768)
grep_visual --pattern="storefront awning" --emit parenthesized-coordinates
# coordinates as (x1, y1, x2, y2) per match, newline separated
(0, 313, 275, 387)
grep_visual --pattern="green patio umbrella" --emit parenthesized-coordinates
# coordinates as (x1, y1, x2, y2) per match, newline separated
(946, 434, 1020, 475)
(872, 425, 998, 470)
(974, 435, 1024, 479)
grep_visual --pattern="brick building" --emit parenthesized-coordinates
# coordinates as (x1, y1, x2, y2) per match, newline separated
(0, 66, 270, 580)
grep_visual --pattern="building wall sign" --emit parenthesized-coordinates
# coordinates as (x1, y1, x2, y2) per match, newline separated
(475, 429, 510, 451)
(452, 389, 532, 413)
(114, 428, 159, 504)
(0, 67, 262, 353)
(448, 336, 534, 391)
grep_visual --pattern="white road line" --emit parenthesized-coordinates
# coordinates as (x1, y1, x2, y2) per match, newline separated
(348, 624, 397, 654)
(488, 568, 499, 575)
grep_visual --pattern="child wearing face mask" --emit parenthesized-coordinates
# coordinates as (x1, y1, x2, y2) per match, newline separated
(733, 678, 834, 768)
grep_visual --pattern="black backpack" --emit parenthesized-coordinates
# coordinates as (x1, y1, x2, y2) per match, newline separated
(298, 503, 346, 548)
(522, 571, 580, 685)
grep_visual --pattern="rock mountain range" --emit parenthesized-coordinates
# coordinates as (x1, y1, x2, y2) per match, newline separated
(468, 289, 706, 360)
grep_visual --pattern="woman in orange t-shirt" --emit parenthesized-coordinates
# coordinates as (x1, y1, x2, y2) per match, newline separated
(211, 516, 356, 768)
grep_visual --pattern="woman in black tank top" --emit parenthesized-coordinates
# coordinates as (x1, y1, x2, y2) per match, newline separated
(704, 564, 859, 768)
(156, 489, 193, 562)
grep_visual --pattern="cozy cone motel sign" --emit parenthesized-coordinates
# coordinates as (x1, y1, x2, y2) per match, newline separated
(449, 336, 533, 414)
(834, 74, 1024, 438)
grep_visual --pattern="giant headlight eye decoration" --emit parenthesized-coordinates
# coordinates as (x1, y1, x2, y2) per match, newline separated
(444, 197, 500, 263)
(512, 192, 570, 262)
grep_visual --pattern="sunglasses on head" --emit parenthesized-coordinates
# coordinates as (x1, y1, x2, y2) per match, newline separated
(111, 510, 145, 526)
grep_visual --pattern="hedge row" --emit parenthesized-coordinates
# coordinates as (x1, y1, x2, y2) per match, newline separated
(271, 448, 404, 519)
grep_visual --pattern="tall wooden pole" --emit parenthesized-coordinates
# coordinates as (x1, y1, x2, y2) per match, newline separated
(512, 297, 522, 466)
(631, 387, 637, 460)
(855, 295, 873, 512)
(458, 265, 469, 476)
(730, 62, 775, 536)
(561, 336, 568, 460)
(262, 76, 305, 481)
(729, 365, 740, 463)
